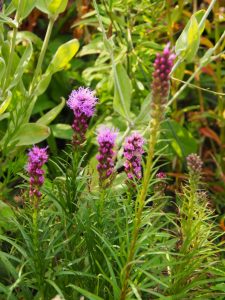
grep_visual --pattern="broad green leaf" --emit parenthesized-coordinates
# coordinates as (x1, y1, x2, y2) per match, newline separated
(0, 201, 14, 232)
(0, 57, 5, 83)
(175, 15, 199, 62)
(12, 0, 36, 20)
(36, 0, 68, 16)
(47, 39, 79, 74)
(113, 63, 132, 120)
(37, 98, 65, 125)
(175, 10, 205, 62)
(9, 41, 33, 89)
(0, 91, 12, 115)
(11, 123, 50, 146)
(158, 119, 198, 159)
(194, 9, 205, 34)
(51, 124, 73, 140)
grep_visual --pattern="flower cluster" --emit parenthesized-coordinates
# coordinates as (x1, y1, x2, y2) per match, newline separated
(96, 127, 118, 188)
(151, 44, 175, 119)
(67, 87, 98, 147)
(187, 153, 203, 179)
(27, 146, 48, 199)
(123, 132, 145, 180)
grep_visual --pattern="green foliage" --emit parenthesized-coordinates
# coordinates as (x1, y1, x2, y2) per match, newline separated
(0, 0, 224, 299)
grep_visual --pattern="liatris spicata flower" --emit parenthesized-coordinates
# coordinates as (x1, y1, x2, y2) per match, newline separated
(67, 87, 98, 147)
(27, 146, 48, 199)
(154, 172, 167, 195)
(151, 44, 175, 120)
(187, 153, 203, 180)
(123, 132, 145, 180)
(96, 127, 118, 188)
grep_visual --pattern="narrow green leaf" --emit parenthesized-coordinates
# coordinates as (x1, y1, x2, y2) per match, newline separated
(15, 31, 43, 48)
(0, 57, 6, 83)
(37, 98, 65, 125)
(68, 285, 103, 300)
(47, 39, 79, 74)
(11, 123, 50, 146)
(46, 279, 65, 299)
(9, 41, 33, 89)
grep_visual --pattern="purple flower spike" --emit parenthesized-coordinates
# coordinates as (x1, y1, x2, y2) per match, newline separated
(96, 127, 118, 188)
(151, 44, 175, 118)
(27, 146, 48, 199)
(123, 132, 145, 180)
(67, 87, 98, 147)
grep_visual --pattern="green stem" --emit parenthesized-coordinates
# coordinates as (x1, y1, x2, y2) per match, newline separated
(29, 16, 55, 95)
(32, 195, 44, 299)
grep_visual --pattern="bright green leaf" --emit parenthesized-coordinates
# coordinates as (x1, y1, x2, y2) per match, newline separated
(175, 10, 206, 62)
(0, 91, 12, 115)
(37, 98, 65, 126)
(47, 39, 79, 74)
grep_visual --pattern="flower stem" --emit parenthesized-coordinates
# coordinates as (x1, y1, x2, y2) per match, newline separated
(32, 196, 44, 299)
(120, 114, 160, 299)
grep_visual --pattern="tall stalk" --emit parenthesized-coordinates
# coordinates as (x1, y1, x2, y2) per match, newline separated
(120, 46, 175, 299)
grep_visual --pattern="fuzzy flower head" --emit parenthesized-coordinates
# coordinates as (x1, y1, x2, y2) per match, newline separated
(67, 87, 98, 118)
(27, 146, 48, 199)
(186, 153, 203, 179)
(151, 43, 175, 117)
(67, 87, 98, 147)
(123, 132, 145, 180)
(96, 127, 118, 188)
